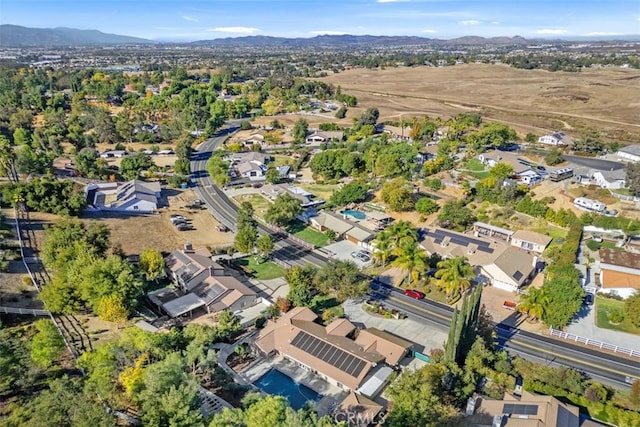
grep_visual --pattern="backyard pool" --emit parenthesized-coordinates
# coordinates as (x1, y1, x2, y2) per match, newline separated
(341, 210, 366, 220)
(254, 369, 322, 410)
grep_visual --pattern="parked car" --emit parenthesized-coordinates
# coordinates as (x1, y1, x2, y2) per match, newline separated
(584, 293, 594, 306)
(404, 289, 425, 299)
(169, 215, 186, 224)
(176, 223, 191, 231)
(216, 224, 229, 232)
(604, 209, 618, 217)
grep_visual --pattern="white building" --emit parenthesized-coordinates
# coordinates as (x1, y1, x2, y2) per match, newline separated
(538, 132, 571, 146)
(616, 144, 640, 163)
(574, 197, 606, 213)
(592, 170, 626, 190)
(85, 179, 161, 212)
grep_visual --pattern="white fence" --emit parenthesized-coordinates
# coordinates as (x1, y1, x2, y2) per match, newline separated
(0, 306, 50, 316)
(549, 328, 640, 358)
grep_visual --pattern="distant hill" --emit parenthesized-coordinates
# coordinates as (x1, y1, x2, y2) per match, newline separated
(190, 34, 532, 48)
(0, 25, 155, 47)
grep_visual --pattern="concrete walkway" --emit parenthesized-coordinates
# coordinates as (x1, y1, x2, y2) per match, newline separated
(565, 304, 640, 351)
(225, 187, 262, 198)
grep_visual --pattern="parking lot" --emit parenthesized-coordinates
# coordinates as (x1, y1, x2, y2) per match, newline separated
(319, 240, 372, 268)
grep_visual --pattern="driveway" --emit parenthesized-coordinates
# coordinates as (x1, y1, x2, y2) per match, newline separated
(565, 303, 640, 351)
(564, 155, 624, 171)
(320, 240, 371, 269)
(343, 299, 448, 354)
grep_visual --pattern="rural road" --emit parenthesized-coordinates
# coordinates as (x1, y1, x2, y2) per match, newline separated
(564, 155, 625, 171)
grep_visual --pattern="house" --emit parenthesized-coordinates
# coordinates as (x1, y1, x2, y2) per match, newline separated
(616, 144, 640, 163)
(592, 170, 626, 189)
(261, 184, 325, 208)
(510, 230, 552, 254)
(465, 390, 579, 427)
(333, 392, 383, 426)
(85, 179, 161, 212)
(52, 157, 77, 177)
(538, 132, 571, 146)
(134, 123, 160, 134)
(237, 161, 265, 179)
(598, 248, 640, 298)
(99, 150, 128, 158)
(473, 222, 514, 242)
(478, 150, 533, 175)
(254, 307, 410, 393)
(420, 228, 537, 292)
(479, 249, 537, 292)
(518, 169, 542, 186)
(310, 211, 374, 245)
(305, 130, 344, 144)
(382, 125, 413, 142)
(354, 328, 413, 366)
(243, 132, 266, 146)
(149, 245, 258, 318)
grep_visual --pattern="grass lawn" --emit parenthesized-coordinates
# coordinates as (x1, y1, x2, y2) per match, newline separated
(466, 158, 486, 172)
(233, 194, 272, 218)
(271, 155, 295, 167)
(287, 220, 329, 247)
(595, 296, 640, 335)
(298, 183, 337, 201)
(233, 257, 286, 280)
(611, 188, 631, 196)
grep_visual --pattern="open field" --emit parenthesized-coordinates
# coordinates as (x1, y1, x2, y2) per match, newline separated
(233, 194, 272, 218)
(321, 64, 640, 144)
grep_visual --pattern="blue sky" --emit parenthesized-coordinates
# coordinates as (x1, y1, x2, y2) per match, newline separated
(2, 0, 639, 41)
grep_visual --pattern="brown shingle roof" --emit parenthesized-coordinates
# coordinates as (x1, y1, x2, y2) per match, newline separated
(354, 328, 413, 366)
(600, 269, 640, 290)
(599, 248, 640, 270)
(325, 318, 356, 336)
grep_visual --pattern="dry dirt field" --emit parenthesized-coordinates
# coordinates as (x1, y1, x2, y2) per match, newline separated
(321, 64, 640, 143)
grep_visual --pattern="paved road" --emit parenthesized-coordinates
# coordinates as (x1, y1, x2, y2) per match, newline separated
(564, 155, 625, 171)
(191, 122, 639, 389)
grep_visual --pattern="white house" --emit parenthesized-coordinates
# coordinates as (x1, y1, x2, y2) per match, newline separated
(99, 150, 128, 158)
(592, 170, 626, 190)
(518, 170, 542, 186)
(538, 132, 570, 146)
(85, 179, 161, 212)
(305, 131, 344, 144)
(616, 144, 640, 163)
(480, 250, 537, 293)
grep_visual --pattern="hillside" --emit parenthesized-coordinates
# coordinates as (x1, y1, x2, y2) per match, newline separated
(0, 25, 155, 47)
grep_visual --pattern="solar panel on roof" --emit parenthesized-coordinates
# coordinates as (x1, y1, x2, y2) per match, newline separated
(429, 229, 494, 254)
(290, 331, 367, 377)
(173, 251, 194, 266)
(513, 271, 523, 281)
(502, 404, 538, 415)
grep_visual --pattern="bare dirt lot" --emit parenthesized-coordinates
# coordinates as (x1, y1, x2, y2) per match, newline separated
(321, 64, 640, 143)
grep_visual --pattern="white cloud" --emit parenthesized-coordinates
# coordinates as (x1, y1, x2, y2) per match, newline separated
(535, 28, 568, 35)
(582, 32, 623, 36)
(207, 26, 260, 34)
(459, 20, 481, 26)
(309, 30, 349, 35)
(491, 21, 500, 25)
(181, 15, 198, 22)
(421, 29, 438, 34)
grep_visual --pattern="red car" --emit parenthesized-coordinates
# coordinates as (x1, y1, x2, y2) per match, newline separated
(404, 289, 425, 299)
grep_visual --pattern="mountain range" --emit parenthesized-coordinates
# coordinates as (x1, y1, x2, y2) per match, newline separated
(0, 25, 636, 48)
(0, 25, 155, 47)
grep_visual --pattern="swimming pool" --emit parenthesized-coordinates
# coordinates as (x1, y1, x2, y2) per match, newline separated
(341, 209, 366, 220)
(254, 369, 322, 410)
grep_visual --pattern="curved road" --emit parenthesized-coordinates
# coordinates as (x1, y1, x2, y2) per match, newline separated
(190, 122, 639, 389)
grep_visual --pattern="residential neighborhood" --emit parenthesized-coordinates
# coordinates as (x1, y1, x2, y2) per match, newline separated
(1, 25, 640, 427)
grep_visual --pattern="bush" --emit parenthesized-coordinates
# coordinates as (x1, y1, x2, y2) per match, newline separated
(254, 316, 266, 329)
(415, 197, 439, 215)
(608, 309, 625, 324)
(586, 239, 602, 251)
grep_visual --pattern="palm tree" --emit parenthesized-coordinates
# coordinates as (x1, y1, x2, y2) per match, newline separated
(435, 256, 475, 300)
(387, 221, 418, 247)
(392, 240, 428, 284)
(518, 287, 548, 322)
(372, 230, 392, 266)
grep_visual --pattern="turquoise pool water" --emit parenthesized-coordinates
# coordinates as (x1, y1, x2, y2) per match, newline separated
(341, 209, 366, 220)
(254, 369, 321, 410)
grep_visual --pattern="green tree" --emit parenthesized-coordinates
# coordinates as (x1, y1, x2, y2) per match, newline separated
(264, 193, 302, 227)
(314, 260, 369, 302)
(393, 239, 428, 284)
(30, 319, 65, 369)
(545, 148, 564, 166)
(292, 118, 308, 144)
(519, 287, 549, 322)
(139, 248, 165, 281)
(438, 201, 476, 230)
(119, 152, 153, 180)
(525, 133, 537, 143)
(444, 286, 483, 364)
(624, 291, 640, 327)
(235, 226, 258, 254)
(206, 153, 230, 186)
(216, 309, 242, 338)
(265, 166, 280, 184)
(335, 106, 347, 119)
(415, 197, 439, 215)
(256, 234, 275, 261)
(330, 182, 368, 206)
(357, 107, 379, 127)
(489, 162, 514, 180)
(237, 201, 257, 230)
(96, 294, 129, 324)
(467, 122, 516, 150)
(435, 256, 475, 300)
(286, 265, 317, 307)
(380, 177, 414, 211)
